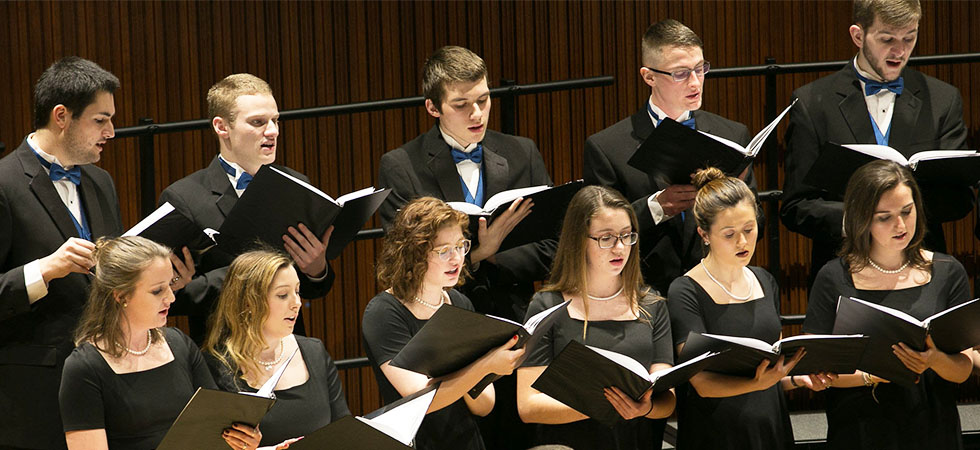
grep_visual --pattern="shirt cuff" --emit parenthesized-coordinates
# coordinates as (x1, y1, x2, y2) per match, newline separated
(647, 190, 668, 225)
(306, 265, 329, 282)
(24, 259, 48, 303)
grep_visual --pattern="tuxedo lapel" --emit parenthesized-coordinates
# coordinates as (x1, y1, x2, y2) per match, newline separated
(481, 139, 510, 199)
(888, 72, 923, 151)
(206, 157, 238, 219)
(836, 69, 876, 144)
(630, 108, 656, 143)
(422, 127, 467, 203)
(78, 169, 107, 237)
(18, 146, 78, 240)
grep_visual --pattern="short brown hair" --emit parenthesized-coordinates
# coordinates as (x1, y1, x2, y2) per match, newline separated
(853, 0, 921, 30)
(376, 197, 470, 302)
(692, 167, 758, 235)
(641, 19, 703, 68)
(840, 160, 930, 273)
(204, 249, 295, 383)
(74, 236, 171, 358)
(421, 46, 488, 110)
(207, 73, 273, 125)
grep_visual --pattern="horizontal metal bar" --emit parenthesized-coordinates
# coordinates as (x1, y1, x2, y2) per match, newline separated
(708, 52, 980, 79)
(354, 228, 384, 241)
(114, 76, 614, 138)
(758, 190, 782, 202)
(335, 356, 371, 371)
(780, 314, 806, 326)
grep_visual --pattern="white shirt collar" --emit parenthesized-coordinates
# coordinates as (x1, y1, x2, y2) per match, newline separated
(27, 133, 69, 169)
(439, 128, 480, 153)
(647, 97, 691, 126)
(853, 57, 887, 85)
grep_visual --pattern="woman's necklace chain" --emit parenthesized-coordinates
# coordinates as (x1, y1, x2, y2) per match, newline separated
(123, 329, 153, 356)
(867, 258, 910, 274)
(701, 259, 752, 301)
(253, 338, 285, 371)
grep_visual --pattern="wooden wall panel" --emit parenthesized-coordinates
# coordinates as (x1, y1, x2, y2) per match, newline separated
(1, 0, 978, 414)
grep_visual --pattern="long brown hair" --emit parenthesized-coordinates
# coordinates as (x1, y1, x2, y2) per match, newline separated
(203, 249, 294, 382)
(376, 197, 470, 302)
(840, 159, 930, 272)
(542, 186, 653, 338)
(691, 167, 759, 243)
(74, 236, 171, 358)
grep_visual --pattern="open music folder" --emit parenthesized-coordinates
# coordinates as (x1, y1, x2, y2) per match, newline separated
(215, 165, 390, 259)
(122, 202, 215, 253)
(679, 331, 869, 377)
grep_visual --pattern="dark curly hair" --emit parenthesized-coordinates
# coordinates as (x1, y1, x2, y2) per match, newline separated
(377, 197, 470, 301)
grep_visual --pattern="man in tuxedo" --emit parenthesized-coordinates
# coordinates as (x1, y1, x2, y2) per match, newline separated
(159, 73, 334, 341)
(0, 57, 123, 450)
(378, 45, 554, 323)
(781, 0, 971, 287)
(377, 45, 552, 450)
(585, 19, 758, 296)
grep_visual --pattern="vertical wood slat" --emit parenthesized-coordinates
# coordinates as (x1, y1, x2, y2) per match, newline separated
(0, 0, 977, 414)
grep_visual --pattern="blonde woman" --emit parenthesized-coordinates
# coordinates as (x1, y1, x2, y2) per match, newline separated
(516, 185, 676, 449)
(59, 236, 258, 450)
(204, 250, 349, 449)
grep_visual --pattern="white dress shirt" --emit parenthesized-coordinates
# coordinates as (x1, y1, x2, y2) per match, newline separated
(853, 58, 897, 139)
(440, 129, 482, 200)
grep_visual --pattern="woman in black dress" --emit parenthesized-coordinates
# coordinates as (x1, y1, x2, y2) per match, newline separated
(667, 168, 823, 450)
(362, 197, 525, 450)
(516, 185, 676, 449)
(203, 249, 350, 448)
(803, 160, 975, 449)
(59, 236, 259, 450)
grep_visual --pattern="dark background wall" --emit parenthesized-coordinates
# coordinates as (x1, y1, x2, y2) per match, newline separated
(1, 0, 977, 414)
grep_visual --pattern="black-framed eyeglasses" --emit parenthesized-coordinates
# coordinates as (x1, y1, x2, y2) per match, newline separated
(588, 232, 639, 249)
(432, 239, 471, 261)
(644, 62, 710, 83)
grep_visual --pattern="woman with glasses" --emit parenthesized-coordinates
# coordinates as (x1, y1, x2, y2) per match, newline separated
(203, 249, 349, 449)
(516, 185, 676, 449)
(362, 196, 525, 450)
(666, 167, 809, 450)
(803, 160, 974, 450)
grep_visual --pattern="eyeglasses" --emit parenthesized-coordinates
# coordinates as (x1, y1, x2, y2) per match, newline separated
(644, 62, 710, 83)
(432, 239, 471, 261)
(588, 232, 639, 249)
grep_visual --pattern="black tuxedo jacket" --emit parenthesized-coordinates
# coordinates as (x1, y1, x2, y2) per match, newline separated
(378, 125, 556, 321)
(0, 139, 122, 449)
(585, 108, 757, 295)
(780, 65, 971, 285)
(159, 157, 334, 340)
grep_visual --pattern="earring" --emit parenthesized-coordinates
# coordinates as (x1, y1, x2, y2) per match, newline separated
(122, 302, 128, 308)
(703, 241, 709, 246)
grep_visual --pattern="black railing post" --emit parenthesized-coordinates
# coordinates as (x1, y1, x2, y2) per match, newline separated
(500, 79, 517, 135)
(0, 142, 5, 155)
(763, 57, 782, 314)
(138, 118, 156, 217)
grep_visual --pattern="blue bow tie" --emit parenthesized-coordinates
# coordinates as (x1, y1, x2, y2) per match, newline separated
(855, 70, 903, 96)
(451, 144, 483, 165)
(35, 152, 81, 185)
(218, 157, 253, 190)
(648, 104, 696, 130)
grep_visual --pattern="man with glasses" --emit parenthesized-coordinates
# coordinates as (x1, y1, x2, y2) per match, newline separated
(158, 73, 334, 342)
(585, 19, 758, 296)
(781, 0, 970, 289)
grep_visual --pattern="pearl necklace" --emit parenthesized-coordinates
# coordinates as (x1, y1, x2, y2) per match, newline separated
(123, 330, 153, 356)
(701, 259, 753, 301)
(413, 291, 447, 310)
(253, 339, 285, 371)
(867, 258, 910, 274)
(587, 286, 624, 301)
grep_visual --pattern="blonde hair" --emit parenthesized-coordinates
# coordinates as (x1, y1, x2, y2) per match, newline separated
(641, 19, 703, 68)
(542, 185, 654, 338)
(203, 249, 294, 384)
(74, 236, 171, 358)
(853, 0, 921, 30)
(376, 197, 470, 302)
(207, 73, 273, 126)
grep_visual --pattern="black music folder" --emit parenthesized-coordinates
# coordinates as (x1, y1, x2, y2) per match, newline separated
(532, 340, 718, 427)
(215, 165, 390, 258)
(122, 202, 215, 253)
(679, 331, 869, 377)
(448, 180, 584, 252)
(156, 388, 276, 450)
(803, 143, 980, 197)
(288, 385, 437, 450)
(388, 300, 569, 398)
(833, 296, 980, 386)
(628, 99, 796, 186)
